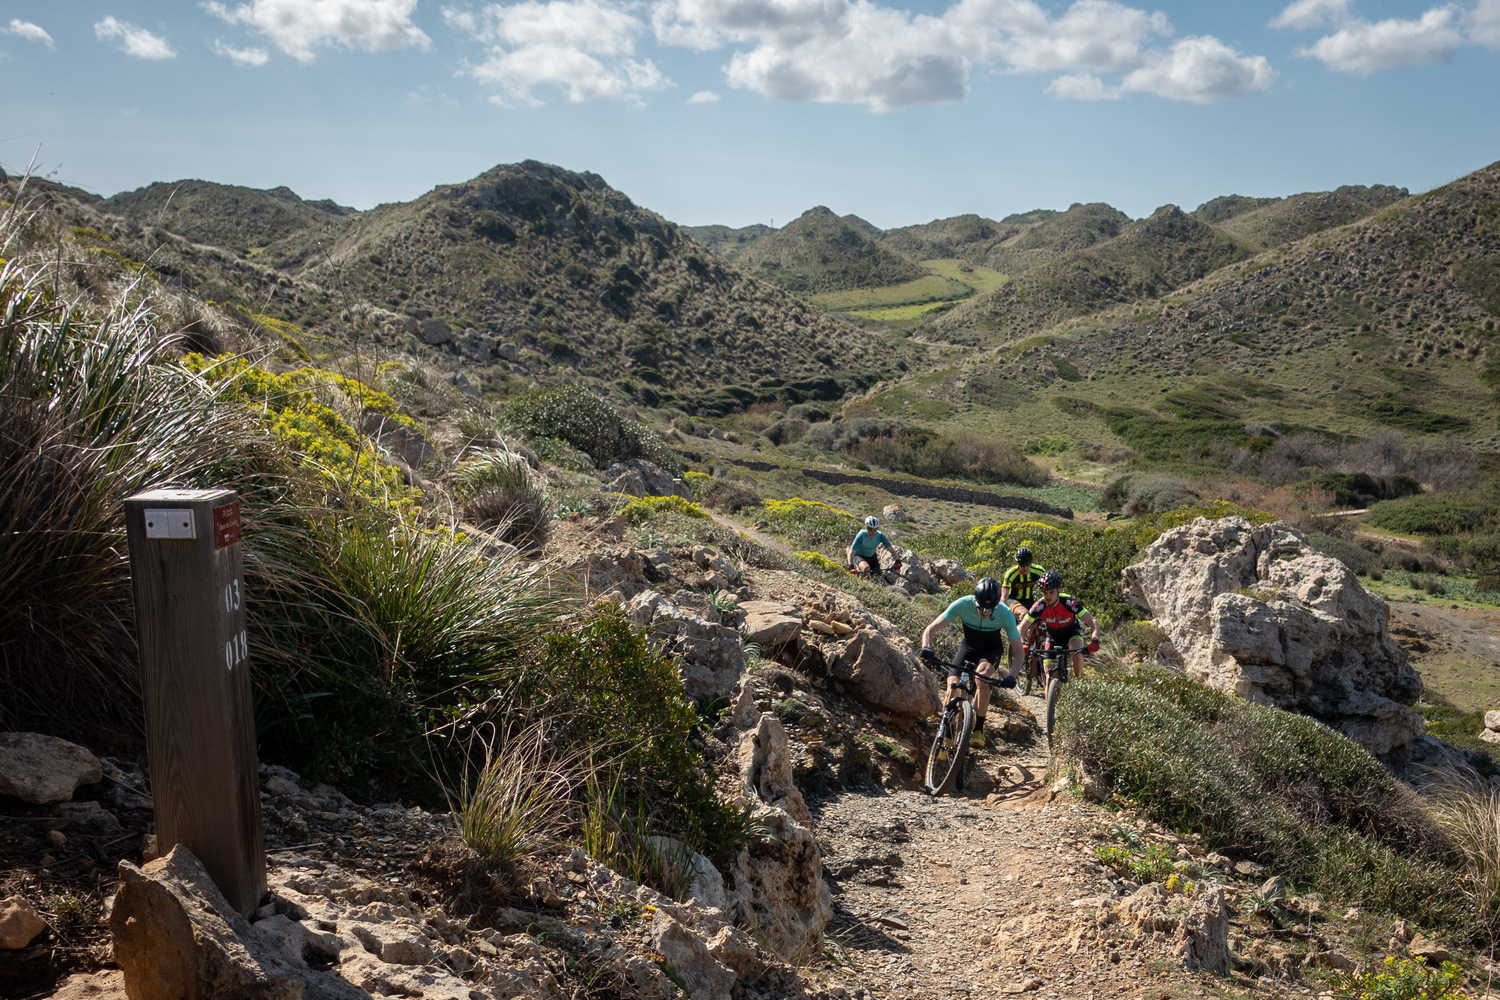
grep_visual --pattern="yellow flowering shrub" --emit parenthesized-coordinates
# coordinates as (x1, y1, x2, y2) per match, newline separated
(794, 550, 845, 574)
(618, 495, 710, 523)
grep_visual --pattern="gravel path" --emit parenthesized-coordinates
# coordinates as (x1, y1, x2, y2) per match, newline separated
(809, 689, 1245, 1000)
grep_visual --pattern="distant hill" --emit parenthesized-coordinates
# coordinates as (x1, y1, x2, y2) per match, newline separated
(936, 205, 1251, 344)
(1191, 194, 1281, 223)
(881, 214, 1012, 259)
(841, 214, 884, 239)
(736, 206, 925, 293)
(103, 179, 357, 253)
(1213, 185, 1408, 251)
(681, 222, 774, 261)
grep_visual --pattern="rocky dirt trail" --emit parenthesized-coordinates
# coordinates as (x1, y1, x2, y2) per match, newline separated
(808, 688, 1256, 1000)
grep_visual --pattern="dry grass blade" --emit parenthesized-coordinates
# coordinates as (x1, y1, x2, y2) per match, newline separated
(1433, 776, 1500, 938)
(454, 726, 575, 863)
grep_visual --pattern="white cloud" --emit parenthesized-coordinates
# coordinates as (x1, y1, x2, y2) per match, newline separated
(1298, 7, 1464, 74)
(447, 0, 670, 103)
(95, 17, 177, 59)
(6, 19, 56, 48)
(1269, 0, 1352, 30)
(647, 0, 1273, 109)
(1045, 71, 1118, 99)
(213, 38, 271, 64)
(1121, 35, 1277, 102)
(203, 0, 431, 62)
(1464, 0, 1500, 47)
(687, 88, 720, 101)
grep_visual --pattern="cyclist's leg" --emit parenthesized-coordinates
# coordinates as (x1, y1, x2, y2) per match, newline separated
(947, 641, 971, 704)
(1067, 632, 1084, 676)
(973, 657, 995, 718)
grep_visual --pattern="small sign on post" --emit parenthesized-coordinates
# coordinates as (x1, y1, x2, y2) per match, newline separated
(124, 488, 265, 915)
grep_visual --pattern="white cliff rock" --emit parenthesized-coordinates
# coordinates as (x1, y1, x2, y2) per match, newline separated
(1122, 517, 1424, 756)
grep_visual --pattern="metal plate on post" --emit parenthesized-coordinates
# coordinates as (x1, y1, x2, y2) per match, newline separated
(143, 509, 195, 540)
(213, 502, 242, 549)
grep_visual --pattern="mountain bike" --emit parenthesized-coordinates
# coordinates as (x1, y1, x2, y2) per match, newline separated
(1035, 638, 1098, 743)
(923, 655, 1006, 796)
(848, 556, 902, 584)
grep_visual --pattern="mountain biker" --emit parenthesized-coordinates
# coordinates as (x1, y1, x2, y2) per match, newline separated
(847, 515, 900, 576)
(1019, 570, 1100, 714)
(999, 546, 1047, 618)
(918, 577, 1020, 748)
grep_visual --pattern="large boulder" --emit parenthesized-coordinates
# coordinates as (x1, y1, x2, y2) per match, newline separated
(739, 714, 811, 825)
(1122, 517, 1424, 757)
(738, 601, 802, 648)
(651, 913, 735, 1000)
(0, 733, 101, 804)
(727, 805, 833, 963)
(830, 631, 942, 718)
(604, 459, 691, 500)
(110, 846, 305, 1000)
(628, 591, 746, 702)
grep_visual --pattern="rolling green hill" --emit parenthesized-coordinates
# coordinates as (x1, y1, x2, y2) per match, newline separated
(736, 206, 925, 293)
(102, 179, 357, 253)
(1211, 185, 1408, 251)
(681, 222, 774, 261)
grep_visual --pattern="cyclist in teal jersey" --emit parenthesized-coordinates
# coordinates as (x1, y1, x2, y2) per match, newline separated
(846, 515, 900, 575)
(918, 577, 1020, 747)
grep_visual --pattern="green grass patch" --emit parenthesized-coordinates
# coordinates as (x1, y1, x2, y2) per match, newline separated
(920, 258, 1009, 292)
(1366, 491, 1499, 535)
(811, 274, 972, 312)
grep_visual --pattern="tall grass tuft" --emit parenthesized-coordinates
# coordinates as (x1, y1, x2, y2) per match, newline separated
(453, 449, 550, 551)
(581, 769, 695, 901)
(454, 726, 574, 863)
(0, 250, 270, 738)
(1434, 780, 1500, 939)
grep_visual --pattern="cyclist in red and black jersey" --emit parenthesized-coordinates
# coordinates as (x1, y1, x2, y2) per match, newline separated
(1020, 569, 1100, 679)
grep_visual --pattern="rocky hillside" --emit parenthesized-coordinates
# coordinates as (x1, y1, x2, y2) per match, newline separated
(735, 206, 925, 293)
(1208, 185, 1409, 252)
(680, 222, 774, 261)
(934, 204, 1253, 346)
(5, 164, 907, 412)
(102, 179, 357, 253)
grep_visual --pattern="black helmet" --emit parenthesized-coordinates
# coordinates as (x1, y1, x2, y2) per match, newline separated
(974, 577, 1001, 610)
(1015, 546, 1033, 564)
(1040, 569, 1063, 591)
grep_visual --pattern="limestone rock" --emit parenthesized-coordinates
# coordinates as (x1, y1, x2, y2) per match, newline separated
(644, 837, 727, 910)
(1409, 932, 1451, 963)
(880, 504, 910, 522)
(46, 971, 129, 998)
(728, 805, 833, 963)
(1121, 517, 1424, 756)
(651, 913, 735, 1000)
(604, 459, 691, 500)
(1486, 709, 1500, 731)
(692, 545, 740, 583)
(729, 675, 761, 730)
(928, 558, 974, 586)
(1480, 728, 1500, 745)
(739, 715, 810, 825)
(1117, 883, 1229, 975)
(0, 895, 47, 950)
(706, 925, 764, 978)
(631, 593, 746, 702)
(418, 318, 455, 345)
(739, 601, 802, 648)
(830, 631, 942, 718)
(562, 546, 650, 600)
(111, 845, 304, 1000)
(0, 732, 101, 804)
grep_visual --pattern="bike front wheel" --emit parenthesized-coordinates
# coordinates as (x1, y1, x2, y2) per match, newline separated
(925, 699, 975, 796)
(1023, 657, 1038, 696)
(1044, 677, 1062, 746)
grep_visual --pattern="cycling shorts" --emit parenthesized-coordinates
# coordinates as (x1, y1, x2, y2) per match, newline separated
(950, 636, 1008, 678)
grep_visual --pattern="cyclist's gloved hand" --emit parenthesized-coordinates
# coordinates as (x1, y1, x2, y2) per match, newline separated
(920, 646, 937, 663)
(1087, 640, 1100, 653)
(998, 675, 1017, 689)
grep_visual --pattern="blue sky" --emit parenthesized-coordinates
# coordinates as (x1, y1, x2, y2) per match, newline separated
(2, 1, 1497, 229)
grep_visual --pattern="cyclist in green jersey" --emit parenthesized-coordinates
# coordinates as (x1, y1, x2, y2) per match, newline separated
(846, 515, 901, 576)
(918, 577, 1020, 748)
(999, 546, 1046, 619)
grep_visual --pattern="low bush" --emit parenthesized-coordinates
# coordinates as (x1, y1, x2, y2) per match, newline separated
(506, 385, 676, 471)
(454, 451, 550, 551)
(763, 418, 809, 445)
(849, 429, 1048, 487)
(1312, 472, 1422, 508)
(618, 495, 709, 523)
(1331, 958, 1469, 1000)
(759, 498, 860, 549)
(794, 550, 845, 574)
(693, 476, 762, 512)
(1367, 489, 1499, 536)
(1058, 670, 1472, 935)
(1306, 531, 1382, 576)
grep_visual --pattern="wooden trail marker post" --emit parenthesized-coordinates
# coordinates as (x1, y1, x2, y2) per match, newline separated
(124, 488, 265, 915)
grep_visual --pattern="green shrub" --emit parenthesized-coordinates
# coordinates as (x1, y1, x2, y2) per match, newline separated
(1307, 531, 1382, 576)
(1368, 490, 1499, 536)
(693, 477, 762, 512)
(618, 495, 709, 523)
(794, 550, 845, 574)
(1058, 670, 1472, 935)
(849, 429, 1048, 487)
(1331, 957, 1469, 1000)
(760, 498, 860, 549)
(1312, 472, 1422, 508)
(506, 384, 676, 471)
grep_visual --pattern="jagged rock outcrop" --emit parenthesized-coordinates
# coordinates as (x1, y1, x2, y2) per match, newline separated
(1122, 517, 1424, 756)
(1117, 883, 1230, 976)
(627, 590, 746, 702)
(0, 732, 101, 804)
(739, 714, 811, 825)
(830, 631, 942, 718)
(604, 459, 691, 500)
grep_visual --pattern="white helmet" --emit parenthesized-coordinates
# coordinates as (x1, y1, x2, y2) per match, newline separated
(864, 516, 880, 529)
